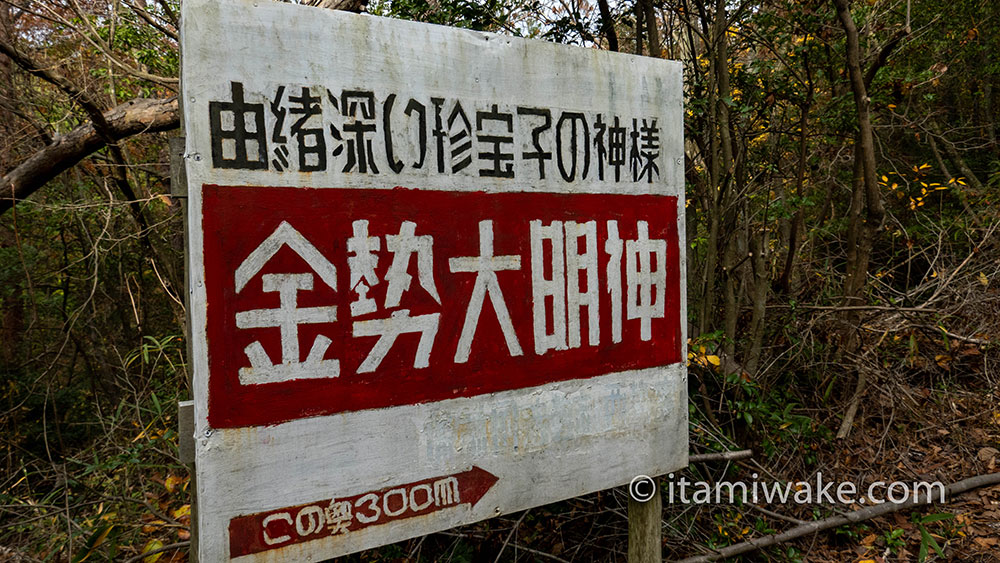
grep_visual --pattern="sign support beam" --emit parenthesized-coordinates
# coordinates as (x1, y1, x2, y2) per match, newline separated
(628, 479, 663, 563)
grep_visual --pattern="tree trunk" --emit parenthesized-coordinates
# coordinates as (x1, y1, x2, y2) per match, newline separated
(596, 0, 619, 52)
(644, 0, 661, 58)
(833, 0, 885, 319)
(832, 0, 887, 438)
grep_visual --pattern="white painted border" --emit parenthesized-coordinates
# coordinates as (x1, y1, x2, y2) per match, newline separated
(181, 0, 688, 560)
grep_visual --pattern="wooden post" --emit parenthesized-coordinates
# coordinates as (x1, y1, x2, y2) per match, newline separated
(628, 477, 662, 563)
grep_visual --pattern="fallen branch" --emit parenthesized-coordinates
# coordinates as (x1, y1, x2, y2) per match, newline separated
(674, 472, 1000, 563)
(689, 449, 753, 463)
(1, 97, 179, 214)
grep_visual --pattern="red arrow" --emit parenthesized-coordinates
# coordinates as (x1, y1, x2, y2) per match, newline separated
(229, 466, 498, 557)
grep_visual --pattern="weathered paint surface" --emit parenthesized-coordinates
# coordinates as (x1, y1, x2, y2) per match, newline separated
(181, 0, 687, 560)
(229, 467, 497, 557)
(203, 185, 681, 428)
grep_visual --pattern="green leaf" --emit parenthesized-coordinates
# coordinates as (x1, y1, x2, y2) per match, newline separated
(920, 512, 954, 524)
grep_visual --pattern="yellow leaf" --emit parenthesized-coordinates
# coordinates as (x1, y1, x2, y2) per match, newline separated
(172, 504, 191, 519)
(920, 163, 931, 170)
(93, 524, 114, 547)
(706, 355, 721, 366)
(76, 524, 114, 562)
(132, 420, 154, 443)
(888, 104, 897, 109)
(881, 175, 888, 182)
(164, 474, 188, 494)
(979, 272, 989, 286)
(142, 539, 165, 563)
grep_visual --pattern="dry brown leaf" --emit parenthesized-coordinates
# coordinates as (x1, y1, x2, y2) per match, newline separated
(973, 537, 998, 549)
(977, 447, 998, 462)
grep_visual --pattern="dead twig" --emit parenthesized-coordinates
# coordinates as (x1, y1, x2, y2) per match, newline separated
(688, 449, 753, 463)
(918, 324, 993, 347)
(744, 503, 807, 526)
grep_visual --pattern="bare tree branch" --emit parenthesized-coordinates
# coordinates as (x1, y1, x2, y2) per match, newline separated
(0, 35, 111, 133)
(1, 97, 179, 214)
(37, 0, 178, 87)
(123, 0, 178, 41)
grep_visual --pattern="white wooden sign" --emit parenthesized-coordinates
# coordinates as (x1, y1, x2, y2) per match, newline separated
(181, 0, 687, 559)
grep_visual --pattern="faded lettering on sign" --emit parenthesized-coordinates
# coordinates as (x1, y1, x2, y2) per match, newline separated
(228, 467, 498, 557)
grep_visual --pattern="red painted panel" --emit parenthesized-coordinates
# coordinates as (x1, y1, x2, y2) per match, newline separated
(202, 185, 681, 428)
